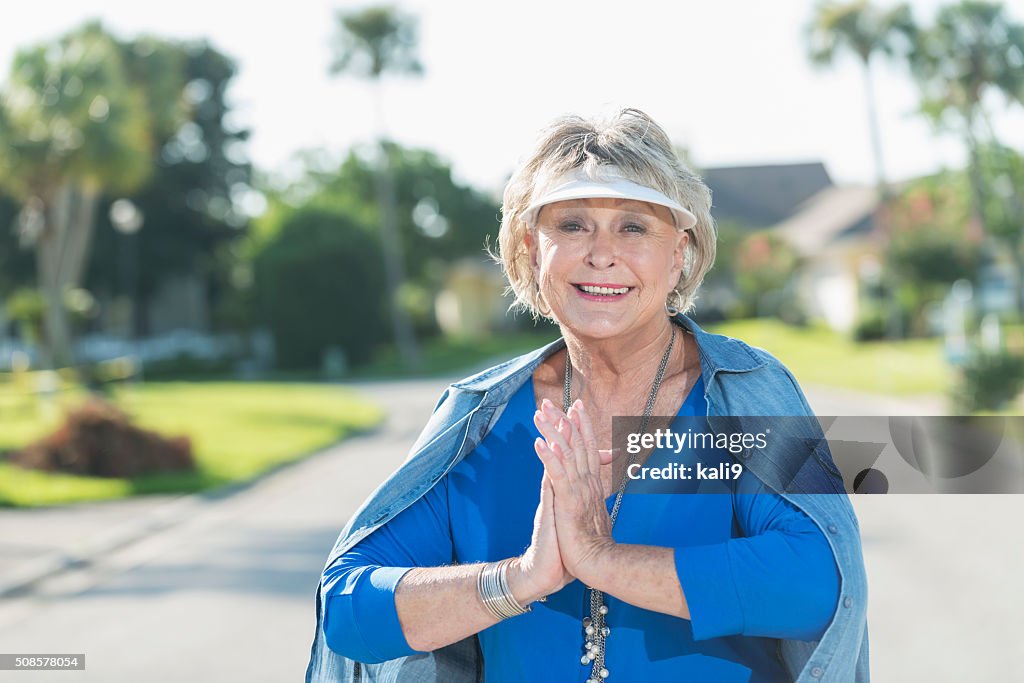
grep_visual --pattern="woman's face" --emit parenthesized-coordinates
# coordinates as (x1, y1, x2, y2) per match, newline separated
(526, 197, 689, 340)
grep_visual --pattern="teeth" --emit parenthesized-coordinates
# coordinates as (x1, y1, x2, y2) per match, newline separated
(580, 285, 629, 295)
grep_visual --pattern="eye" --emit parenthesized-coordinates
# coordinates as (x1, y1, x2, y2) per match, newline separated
(558, 221, 585, 233)
(623, 223, 647, 234)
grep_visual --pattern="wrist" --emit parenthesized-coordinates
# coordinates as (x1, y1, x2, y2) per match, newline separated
(478, 558, 532, 621)
(572, 540, 619, 590)
(506, 556, 549, 606)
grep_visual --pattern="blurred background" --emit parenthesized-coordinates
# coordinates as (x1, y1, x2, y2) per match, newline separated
(0, 1, 1022, 681)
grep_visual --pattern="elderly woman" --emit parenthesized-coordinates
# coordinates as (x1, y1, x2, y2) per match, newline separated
(306, 109, 868, 683)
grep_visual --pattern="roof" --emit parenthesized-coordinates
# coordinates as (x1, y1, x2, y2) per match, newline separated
(703, 162, 834, 228)
(772, 185, 880, 256)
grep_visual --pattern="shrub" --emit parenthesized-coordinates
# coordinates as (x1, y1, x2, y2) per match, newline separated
(8, 400, 194, 478)
(142, 353, 236, 379)
(955, 350, 1024, 413)
(852, 306, 888, 342)
(733, 232, 803, 319)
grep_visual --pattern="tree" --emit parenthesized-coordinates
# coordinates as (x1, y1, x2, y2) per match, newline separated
(905, 1, 1024, 313)
(882, 174, 983, 335)
(733, 232, 804, 321)
(253, 205, 388, 369)
(86, 39, 251, 336)
(329, 5, 424, 370)
(0, 28, 250, 352)
(313, 144, 498, 281)
(0, 193, 33, 296)
(0, 22, 162, 367)
(248, 142, 501, 366)
(806, 0, 915, 197)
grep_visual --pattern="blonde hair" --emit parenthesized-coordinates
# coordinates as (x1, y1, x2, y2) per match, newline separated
(490, 108, 716, 320)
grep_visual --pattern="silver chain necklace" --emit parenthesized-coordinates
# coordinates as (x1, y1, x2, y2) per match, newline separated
(562, 323, 677, 682)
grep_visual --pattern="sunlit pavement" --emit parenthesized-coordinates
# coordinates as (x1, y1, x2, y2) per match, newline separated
(0, 377, 1019, 682)
(806, 385, 1024, 682)
(0, 376, 451, 683)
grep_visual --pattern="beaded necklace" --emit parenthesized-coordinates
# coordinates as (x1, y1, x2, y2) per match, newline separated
(562, 324, 677, 682)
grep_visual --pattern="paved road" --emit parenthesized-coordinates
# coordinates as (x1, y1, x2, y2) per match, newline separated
(0, 376, 452, 683)
(810, 386, 1024, 682)
(0, 377, 1020, 682)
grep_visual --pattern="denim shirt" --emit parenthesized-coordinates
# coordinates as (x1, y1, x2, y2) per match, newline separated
(305, 314, 870, 683)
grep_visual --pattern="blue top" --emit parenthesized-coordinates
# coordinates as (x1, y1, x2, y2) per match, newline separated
(323, 374, 840, 683)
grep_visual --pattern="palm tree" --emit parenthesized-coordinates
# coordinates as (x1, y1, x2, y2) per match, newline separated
(806, 0, 915, 198)
(905, 1, 1024, 313)
(0, 22, 154, 368)
(329, 6, 423, 370)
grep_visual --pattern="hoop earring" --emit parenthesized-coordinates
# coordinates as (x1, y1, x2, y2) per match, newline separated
(665, 289, 684, 317)
(536, 283, 552, 317)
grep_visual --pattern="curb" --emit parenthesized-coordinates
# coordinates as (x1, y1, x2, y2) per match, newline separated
(0, 431, 376, 600)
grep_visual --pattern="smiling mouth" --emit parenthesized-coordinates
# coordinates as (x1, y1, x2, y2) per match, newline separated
(573, 284, 633, 297)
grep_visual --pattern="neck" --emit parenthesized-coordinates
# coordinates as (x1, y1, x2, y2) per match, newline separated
(562, 316, 680, 398)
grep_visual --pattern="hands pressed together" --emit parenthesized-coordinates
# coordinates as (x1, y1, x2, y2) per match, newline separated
(509, 397, 622, 604)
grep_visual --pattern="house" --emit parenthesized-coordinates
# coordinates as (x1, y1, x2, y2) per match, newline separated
(703, 162, 884, 332)
(704, 162, 835, 228)
(772, 185, 881, 332)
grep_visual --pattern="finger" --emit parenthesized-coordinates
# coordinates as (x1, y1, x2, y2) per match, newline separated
(552, 428, 581, 486)
(533, 405, 567, 447)
(535, 407, 576, 479)
(540, 472, 555, 516)
(573, 401, 602, 475)
(575, 400, 604, 471)
(566, 403, 593, 478)
(541, 398, 570, 430)
(535, 471, 555, 529)
(534, 437, 569, 486)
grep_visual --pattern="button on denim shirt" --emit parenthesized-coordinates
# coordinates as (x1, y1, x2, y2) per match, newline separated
(306, 315, 870, 682)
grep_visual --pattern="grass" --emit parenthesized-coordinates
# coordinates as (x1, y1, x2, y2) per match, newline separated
(0, 382, 383, 508)
(357, 319, 951, 395)
(359, 319, 951, 397)
(706, 319, 951, 396)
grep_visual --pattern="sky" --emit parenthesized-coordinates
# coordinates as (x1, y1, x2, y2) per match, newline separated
(3, 0, 1024, 197)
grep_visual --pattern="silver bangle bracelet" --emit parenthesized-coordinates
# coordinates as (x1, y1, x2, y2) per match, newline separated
(477, 558, 530, 620)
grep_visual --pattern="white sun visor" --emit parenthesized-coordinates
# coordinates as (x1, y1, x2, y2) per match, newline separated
(521, 168, 697, 230)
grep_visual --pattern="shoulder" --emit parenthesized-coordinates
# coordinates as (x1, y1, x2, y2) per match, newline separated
(447, 338, 563, 393)
(699, 330, 813, 415)
(694, 324, 795, 378)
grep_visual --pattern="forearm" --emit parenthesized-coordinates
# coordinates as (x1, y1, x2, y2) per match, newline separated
(576, 534, 839, 642)
(395, 559, 544, 652)
(576, 543, 691, 620)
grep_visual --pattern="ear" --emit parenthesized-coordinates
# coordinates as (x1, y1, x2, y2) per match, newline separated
(671, 229, 690, 281)
(524, 228, 540, 275)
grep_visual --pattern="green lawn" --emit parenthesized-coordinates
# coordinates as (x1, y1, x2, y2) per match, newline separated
(0, 382, 382, 507)
(706, 319, 951, 396)
(362, 320, 951, 396)
(169, 319, 950, 397)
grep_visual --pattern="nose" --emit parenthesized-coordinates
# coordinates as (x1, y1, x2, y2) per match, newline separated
(585, 228, 617, 269)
